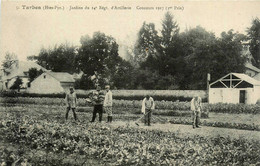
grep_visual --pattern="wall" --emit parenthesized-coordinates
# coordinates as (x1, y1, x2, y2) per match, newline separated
(28, 73, 64, 94)
(76, 89, 207, 98)
(250, 86, 260, 104)
(209, 87, 259, 104)
(209, 88, 239, 104)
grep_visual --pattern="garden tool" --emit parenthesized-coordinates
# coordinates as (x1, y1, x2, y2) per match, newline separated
(135, 110, 152, 126)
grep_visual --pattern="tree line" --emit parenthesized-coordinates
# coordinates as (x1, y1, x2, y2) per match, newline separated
(15, 13, 260, 90)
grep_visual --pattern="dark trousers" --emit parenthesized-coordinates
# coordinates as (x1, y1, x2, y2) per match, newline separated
(144, 109, 151, 126)
(91, 105, 103, 122)
(66, 107, 77, 120)
(192, 111, 200, 127)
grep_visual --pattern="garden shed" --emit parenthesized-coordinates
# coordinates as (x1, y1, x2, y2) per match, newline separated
(209, 73, 260, 104)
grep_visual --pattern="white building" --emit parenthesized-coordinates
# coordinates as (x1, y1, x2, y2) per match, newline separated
(1, 60, 46, 90)
(28, 71, 75, 94)
(209, 73, 260, 104)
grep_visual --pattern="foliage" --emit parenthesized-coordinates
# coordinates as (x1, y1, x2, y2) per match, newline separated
(1, 52, 18, 69)
(28, 42, 78, 74)
(247, 17, 260, 67)
(9, 77, 23, 91)
(134, 22, 161, 64)
(76, 32, 134, 89)
(2, 97, 260, 114)
(0, 109, 260, 165)
(28, 68, 43, 82)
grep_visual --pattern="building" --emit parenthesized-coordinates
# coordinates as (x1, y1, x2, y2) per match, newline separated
(28, 71, 75, 94)
(1, 60, 46, 91)
(209, 73, 260, 104)
(245, 62, 260, 77)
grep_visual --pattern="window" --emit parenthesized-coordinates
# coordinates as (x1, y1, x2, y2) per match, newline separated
(44, 75, 46, 79)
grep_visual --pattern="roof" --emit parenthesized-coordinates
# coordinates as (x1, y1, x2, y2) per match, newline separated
(2, 61, 46, 80)
(47, 72, 75, 83)
(210, 73, 260, 87)
(232, 73, 260, 86)
(245, 62, 260, 73)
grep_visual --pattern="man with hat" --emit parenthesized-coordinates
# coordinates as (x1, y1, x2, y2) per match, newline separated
(90, 86, 105, 122)
(65, 87, 78, 121)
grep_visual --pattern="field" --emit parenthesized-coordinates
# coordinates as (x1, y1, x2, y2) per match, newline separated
(1, 99, 260, 165)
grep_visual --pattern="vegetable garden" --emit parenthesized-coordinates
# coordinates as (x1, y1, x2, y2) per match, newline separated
(1, 97, 260, 165)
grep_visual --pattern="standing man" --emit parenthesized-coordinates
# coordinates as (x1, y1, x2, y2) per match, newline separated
(141, 95, 155, 126)
(90, 86, 105, 123)
(191, 96, 202, 128)
(104, 85, 113, 123)
(65, 87, 78, 121)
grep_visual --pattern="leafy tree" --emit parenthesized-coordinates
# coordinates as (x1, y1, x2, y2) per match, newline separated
(76, 31, 127, 89)
(186, 29, 246, 89)
(134, 22, 161, 65)
(74, 75, 95, 90)
(2, 52, 18, 69)
(28, 43, 78, 74)
(10, 77, 23, 91)
(110, 60, 135, 89)
(28, 68, 43, 82)
(247, 17, 260, 67)
(161, 11, 179, 55)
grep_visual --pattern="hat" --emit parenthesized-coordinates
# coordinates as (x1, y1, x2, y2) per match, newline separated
(69, 87, 74, 90)
(96, 86, 101, 90)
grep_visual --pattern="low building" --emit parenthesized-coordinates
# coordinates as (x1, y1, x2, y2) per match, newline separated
(1, 60, 46, 90)
(209, 73, 260, 104)
(28, 71, 75, 94)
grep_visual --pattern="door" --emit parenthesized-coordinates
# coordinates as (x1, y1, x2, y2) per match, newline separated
(239, 90, 246, 104)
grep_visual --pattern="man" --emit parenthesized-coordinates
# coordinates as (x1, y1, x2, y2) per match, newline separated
(65, 87, 77, 121)
(104, 85, 113, 123)
(191, 96, 202, 128)
(90, 86, 105, 123)
(141, 95, 155, 126)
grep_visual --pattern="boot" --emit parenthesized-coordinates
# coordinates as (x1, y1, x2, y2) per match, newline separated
(107, 116, 110, 123)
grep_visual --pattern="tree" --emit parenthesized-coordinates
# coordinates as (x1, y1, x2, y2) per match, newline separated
(2, 52, 18, 69)
(28, 42, 78, 74)
(186, 29, 246, 89)
(10, 77, 23, 92)
(247, 17, 260, 67)
(28, 68, 43, 82)
(161, 12, 179, 53)
(76, 31, 125, 88)
(134, 22, 161, 65)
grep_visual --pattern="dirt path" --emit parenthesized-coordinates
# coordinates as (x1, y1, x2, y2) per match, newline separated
(110, 121, 260, 141)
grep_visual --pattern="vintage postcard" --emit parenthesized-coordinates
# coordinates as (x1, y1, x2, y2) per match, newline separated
(0, 1, 260, 165)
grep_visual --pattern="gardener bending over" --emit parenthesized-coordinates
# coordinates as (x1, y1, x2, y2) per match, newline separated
(141, 95, 155, 126)
(191, 96, 202, 128)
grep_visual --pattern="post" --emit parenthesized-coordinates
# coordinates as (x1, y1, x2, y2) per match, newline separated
(207, 73, 210, 103)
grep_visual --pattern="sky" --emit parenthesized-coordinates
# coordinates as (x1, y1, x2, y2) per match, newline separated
(0, 1, 260, 63)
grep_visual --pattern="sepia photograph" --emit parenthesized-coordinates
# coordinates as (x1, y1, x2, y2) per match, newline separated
(0, 0, 260, 165)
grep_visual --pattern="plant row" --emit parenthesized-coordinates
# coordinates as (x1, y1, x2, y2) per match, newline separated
(1, 105, 258, 131)
(1, 97, 260, 114)
(0, 91, 207, 102)
(0, 113, 259, 165)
